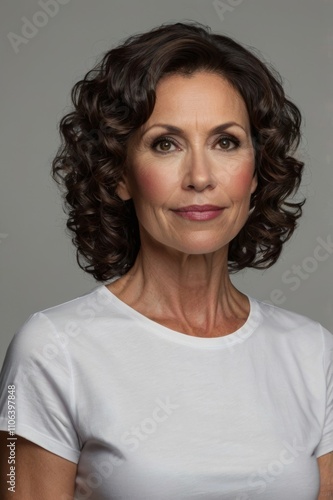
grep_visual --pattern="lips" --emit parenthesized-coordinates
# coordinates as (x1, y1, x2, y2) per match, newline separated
(172, 205, 225, 221)
(175, 205, 222, 212)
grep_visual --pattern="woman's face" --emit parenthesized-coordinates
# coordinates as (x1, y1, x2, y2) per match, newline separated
(117, 71, 257, 257)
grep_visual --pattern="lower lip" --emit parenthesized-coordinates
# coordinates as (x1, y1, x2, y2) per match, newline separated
(172, 209, 224, 221)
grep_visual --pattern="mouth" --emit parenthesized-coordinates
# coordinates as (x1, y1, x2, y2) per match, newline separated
(172, 205, 225, 221)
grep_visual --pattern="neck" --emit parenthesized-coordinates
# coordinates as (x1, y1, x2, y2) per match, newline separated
(108, 242, 250, 337)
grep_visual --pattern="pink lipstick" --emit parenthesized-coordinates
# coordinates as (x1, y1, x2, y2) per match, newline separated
(172, 205, 224, 221)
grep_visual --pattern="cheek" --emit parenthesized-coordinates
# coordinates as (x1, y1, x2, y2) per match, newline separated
(131, 166, 174, 206)
(223, 160, 256, 200)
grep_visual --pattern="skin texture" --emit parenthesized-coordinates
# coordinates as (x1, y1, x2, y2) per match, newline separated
(114, 71, 258, 337)
(317, 452, 333, 498)
(0, 71, 331, 498)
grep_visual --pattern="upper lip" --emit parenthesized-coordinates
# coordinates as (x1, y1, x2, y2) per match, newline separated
(173, 205, 224, 212)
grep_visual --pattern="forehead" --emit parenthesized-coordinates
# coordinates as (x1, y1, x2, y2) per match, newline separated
(144, 71, 250, 131)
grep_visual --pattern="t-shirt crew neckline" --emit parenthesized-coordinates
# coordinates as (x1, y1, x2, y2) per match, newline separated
(98, 284, 262, 349)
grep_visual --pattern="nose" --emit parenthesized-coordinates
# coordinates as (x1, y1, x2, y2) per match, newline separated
(182, 149, 217, 192)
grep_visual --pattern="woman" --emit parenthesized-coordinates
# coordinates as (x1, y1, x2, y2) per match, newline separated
(0, 22, 332, 499)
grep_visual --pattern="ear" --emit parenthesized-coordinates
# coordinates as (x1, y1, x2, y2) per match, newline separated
(116, 177, 132, 201)
(250, 171, 258, 194)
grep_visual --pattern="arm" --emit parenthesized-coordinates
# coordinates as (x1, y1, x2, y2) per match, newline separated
(318, 452, 333, 499)
(0, 432, 77, 500)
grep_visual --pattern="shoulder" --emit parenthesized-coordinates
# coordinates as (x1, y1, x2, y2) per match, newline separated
(6, 285, 111, 359)
(36, 284, 109, 326)
(251, 297, 333, 351)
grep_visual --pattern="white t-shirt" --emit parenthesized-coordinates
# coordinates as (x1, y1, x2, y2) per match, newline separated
(0, 283, 332, 500)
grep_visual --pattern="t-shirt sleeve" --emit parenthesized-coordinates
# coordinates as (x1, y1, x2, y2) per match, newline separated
(314, 324, 333, 458)
(0, 312, 80, 463)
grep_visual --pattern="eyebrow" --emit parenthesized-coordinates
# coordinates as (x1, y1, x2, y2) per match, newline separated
(141, 121, 247, 137)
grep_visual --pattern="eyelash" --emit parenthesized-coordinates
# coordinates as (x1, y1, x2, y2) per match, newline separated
(150, 135, 241, 154)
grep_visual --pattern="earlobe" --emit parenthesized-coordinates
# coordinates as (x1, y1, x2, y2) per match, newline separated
(116, 179, 132, 201)
(250, 173, 258, 194)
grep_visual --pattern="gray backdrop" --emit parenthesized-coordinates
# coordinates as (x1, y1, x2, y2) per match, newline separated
(1, 0, 332, 367)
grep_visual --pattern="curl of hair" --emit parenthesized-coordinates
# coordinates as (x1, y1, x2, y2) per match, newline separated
(51, 21, 305, 281)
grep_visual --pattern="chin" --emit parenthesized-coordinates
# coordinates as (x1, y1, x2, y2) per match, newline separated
(167, 237, 230, 256)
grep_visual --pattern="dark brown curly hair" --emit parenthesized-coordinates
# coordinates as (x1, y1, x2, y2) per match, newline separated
(51, 21, 305, 282)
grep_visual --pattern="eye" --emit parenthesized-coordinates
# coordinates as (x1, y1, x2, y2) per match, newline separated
(216, 136, 240, 151)
(151, 136, 178, 153)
